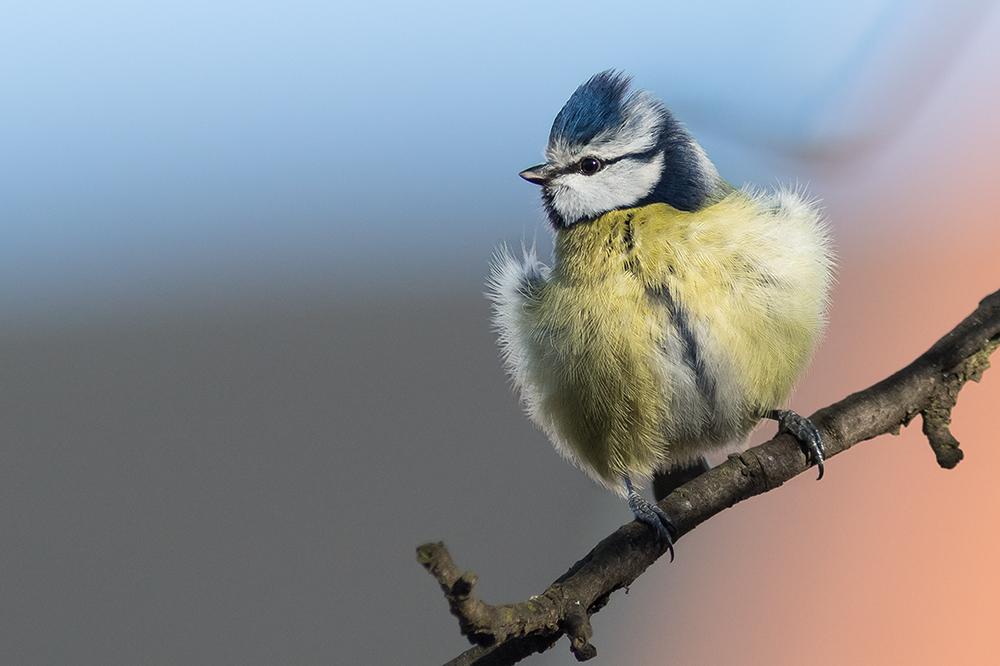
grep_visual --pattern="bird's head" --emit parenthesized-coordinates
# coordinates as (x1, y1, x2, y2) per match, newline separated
(521, 70, 722, 229)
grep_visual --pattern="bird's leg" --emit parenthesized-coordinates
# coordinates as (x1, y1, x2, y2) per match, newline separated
(766, 409, 825, 480)
(624, 475, 677, 561)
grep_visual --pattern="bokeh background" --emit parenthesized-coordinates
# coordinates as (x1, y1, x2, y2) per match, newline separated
(2, 1, 999, 664)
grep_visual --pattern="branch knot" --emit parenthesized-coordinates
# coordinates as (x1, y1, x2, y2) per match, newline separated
(421, 287, 1000, 666)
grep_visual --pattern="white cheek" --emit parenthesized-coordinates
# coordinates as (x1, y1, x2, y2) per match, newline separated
(551, 153, 664, 224)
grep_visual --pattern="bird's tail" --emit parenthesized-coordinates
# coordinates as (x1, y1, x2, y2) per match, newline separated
(652, 457, 711, 502)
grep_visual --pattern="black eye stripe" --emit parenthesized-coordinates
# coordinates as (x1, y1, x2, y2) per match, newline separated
(555, 148, 661, 176)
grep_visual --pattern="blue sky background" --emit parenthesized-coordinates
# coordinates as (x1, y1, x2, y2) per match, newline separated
(1, 0, 991, 323)
(2, 3, 999, 665)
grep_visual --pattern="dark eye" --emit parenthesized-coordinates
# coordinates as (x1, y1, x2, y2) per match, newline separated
(579, 157, 602, 176)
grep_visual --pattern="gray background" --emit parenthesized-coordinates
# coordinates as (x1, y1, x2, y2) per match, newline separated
(2, 2, 999, 665)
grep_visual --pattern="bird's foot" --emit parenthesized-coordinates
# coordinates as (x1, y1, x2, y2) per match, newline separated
(624, 476, 677, 561)
(766, 409, 825, 480)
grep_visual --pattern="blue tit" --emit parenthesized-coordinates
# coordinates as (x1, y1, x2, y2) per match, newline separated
(489, 70, 834, 551)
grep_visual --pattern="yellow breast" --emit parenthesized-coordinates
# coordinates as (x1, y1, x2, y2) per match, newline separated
(516, 192, 830, 487)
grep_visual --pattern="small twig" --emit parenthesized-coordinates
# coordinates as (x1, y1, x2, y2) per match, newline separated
(419, 288, 1000, 665)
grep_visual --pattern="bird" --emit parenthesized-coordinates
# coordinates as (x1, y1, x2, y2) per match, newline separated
(489, 70, 834, 555)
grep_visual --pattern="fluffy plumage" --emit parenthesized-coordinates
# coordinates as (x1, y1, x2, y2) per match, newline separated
(491, 71, 834, 509)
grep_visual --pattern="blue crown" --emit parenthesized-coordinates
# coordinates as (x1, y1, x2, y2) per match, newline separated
(549, 70, 632, 148)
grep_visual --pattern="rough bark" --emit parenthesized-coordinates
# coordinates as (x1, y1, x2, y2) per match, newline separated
(419, 288, 1000, 665)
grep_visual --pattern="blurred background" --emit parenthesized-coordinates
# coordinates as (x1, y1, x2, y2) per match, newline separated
(2, 1, 999, 664)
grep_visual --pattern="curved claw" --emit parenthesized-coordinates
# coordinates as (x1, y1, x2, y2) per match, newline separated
(624, 476, 677, 561)
(767, 409, 825, 480)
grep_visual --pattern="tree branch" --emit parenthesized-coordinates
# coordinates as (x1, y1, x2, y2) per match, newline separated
(418, 288, 1000, 665)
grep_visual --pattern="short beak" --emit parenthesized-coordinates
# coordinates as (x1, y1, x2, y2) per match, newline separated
(519, 163, 551, 185)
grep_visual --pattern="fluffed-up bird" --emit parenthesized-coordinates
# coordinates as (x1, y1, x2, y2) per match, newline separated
(490, 70, 834, 553)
